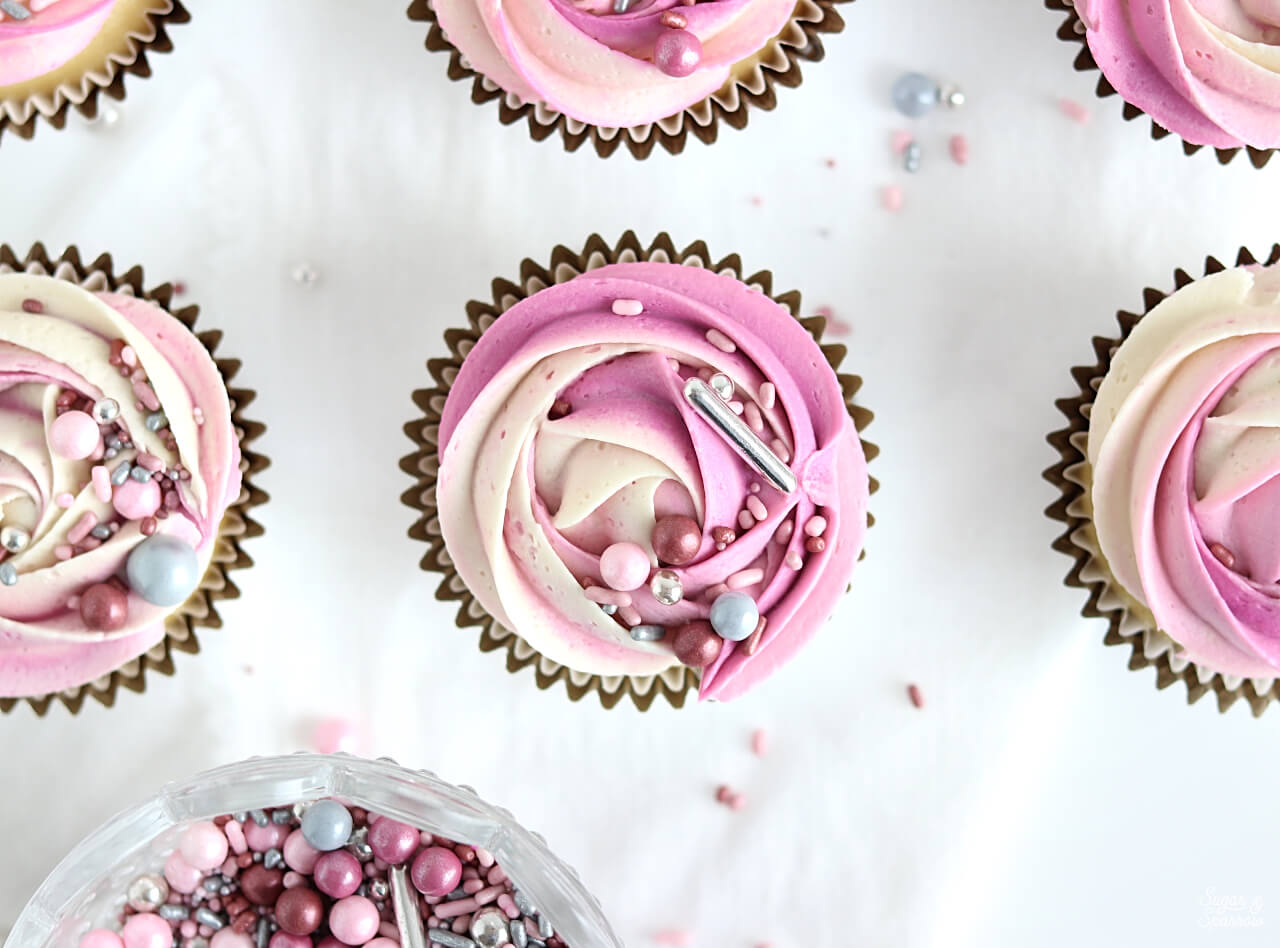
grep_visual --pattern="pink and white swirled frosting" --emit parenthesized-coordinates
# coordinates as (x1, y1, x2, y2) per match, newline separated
(0, 275, 240, 698)
(432, 0, 796, 125)
(437, 262, 868, 702)
(1077, 0, 1280, 148)
(1089, 263, 1280, 678)
(0, 0, 116, 87)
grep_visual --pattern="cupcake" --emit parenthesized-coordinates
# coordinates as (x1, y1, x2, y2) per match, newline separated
(1046, 245, 1280, 715)
(406, 0, 851, 157)
(0, 0, 189, 146)
(10, 754, 621, 948)
(403, 232, 876, 709)
(0, 244, 266, 716)
(1047, 0, 1278, 166)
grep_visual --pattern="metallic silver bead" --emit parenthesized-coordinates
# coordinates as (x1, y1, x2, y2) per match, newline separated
(271, 809, 293, 825)
(0, 563, 17, 586)
(158, 905, 189, 921)
(346, 825, 373, 862)
(537, 914, 553, 939)
(942, 84, 965, 108)
(111, 462, 132, 485)
(426, 931, 475, 948)
(904, 141, 922, 173)
(598, 603, 618, 616)
(127, 873, 169, 911)
(249, 809, 269, 826)
(512, 890, 536, 916)
(649, 568, 683, 606)
(708, 373, 734, 401)
(263, 848, 283, 869)
(469, 908, 511, 947)
(290, 263, 319, 286)
(291, 801, 312, 821)
(369, 878, 389, 900)
(630, 624, 666, 642)
(193, 908, 225, 930)
(144, 411, 168, 432)
(104, 448, 118, 460)
(130, 465, 153, 483)
(1, 525, 30, 553)
(90, 525, 111, 540)
(92, 398, 120, 423)
(510, 920, 528, 948)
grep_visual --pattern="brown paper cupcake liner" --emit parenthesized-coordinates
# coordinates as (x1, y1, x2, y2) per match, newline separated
(0, 243, 269, 717)
(1044, 245, 1280, 717)
(0, 0, 190, 148)
(406, 0, 850, 159)
(1045, 0, 1274, 168)
(401, 231, 877, 710)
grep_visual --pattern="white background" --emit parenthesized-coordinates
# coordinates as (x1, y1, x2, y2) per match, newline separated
(2, 0, 1280, 945)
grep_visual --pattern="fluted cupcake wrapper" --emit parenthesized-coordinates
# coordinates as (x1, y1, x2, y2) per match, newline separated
(401, 231, 877, 710)
(1044, 246, 1280, 717)
(0, 243, 269, 717)
(1044, 0, 1274, 168)
(405, 0, 850, 159)
(0, 0, 189, 147)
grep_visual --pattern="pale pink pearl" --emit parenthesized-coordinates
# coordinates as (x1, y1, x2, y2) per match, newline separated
(112, 477, 161, 520)
(282, 829, 322, 873)
(180, 821, 229, 870)
(121, 913, 170, 948)
(269, 934, 312, 948)
(245, 820, 289, 853)
(163, 850, 204, 894)
(209, 932, 254, 948)
(79, 931, 124, 948)
(599, 542, 649, 591)
(313, 717, 358, 754)
(49, 410, 99, 459)
(328, 896, 380, 946)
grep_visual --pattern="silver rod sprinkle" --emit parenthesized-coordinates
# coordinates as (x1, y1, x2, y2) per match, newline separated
(683, 377, 797, 494)
(0, 1, 31, 19)
(391, 866, 428, 948)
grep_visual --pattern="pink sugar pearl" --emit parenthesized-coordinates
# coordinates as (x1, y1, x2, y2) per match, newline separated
(163, 850, 204, 894)
(269, 935, 312, 948)
(653, 27, 702, 77)
(112, 477, 161, 520)
(49, 410, 99, 460)
(313, 717, 358, 754)
(179, 821, 229, 870)
(313, 849, 362, 899)
(121, 913, 170, 948)
(283, 829, 322, 874)
(599, 541, 649, 591)
(79, 931, 124, 948)
(328, 896, 380, 946)
(209, 932, 254, 948)
(365, 941, 400, 948)
(245, 820, 290, 853)
(411, 845, 463, 897)
(368, 817, 419, 865)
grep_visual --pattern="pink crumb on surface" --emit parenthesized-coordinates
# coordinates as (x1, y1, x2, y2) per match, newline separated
(823, 157, 836, 168)
(815, 304, 852, 336)
(890, 129, 914, 155)
(749, 195, 763, 207)
(1059, 98, 1090, 123)
(751, 728, 769, 757)
(654, 931, 692, 946)
(881, 185, 904, 212)
(949, 133, 970, 165)
(313, 717, 359, 754)
(908, 683, 924, 709)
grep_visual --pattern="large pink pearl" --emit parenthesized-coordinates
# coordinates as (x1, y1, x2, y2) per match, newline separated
(313, 850, 362, 899)
(651, 515, 700, 566)
(79, 582, 129, 631)
(120, 913, 170, 948)
(79, 931, 124, 948)
(244, 820, 289, 853)
(368, 817, 419, 865)
(163, 850, 203, 894)
(411, 845, 463, 897)
(178, 821, 228, 871)
(282, 829, 322, 874)
(49, 410, 99, 460)
(113, 477, 161, 520)
(654, 28, 702, 78)
(599, 542, 649, 591)
(328, 896, 380, 946)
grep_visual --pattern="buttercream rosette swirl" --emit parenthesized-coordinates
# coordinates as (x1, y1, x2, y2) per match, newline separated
(0, 274, 241, 699)
(1077, 0, 1280, 149)
(436, 261, 868, 702)
(1089, 262, 1280, 679)
(431, 0, 797, 126)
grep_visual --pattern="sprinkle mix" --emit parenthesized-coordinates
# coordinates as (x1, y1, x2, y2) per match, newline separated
(79, 800, 570, 948)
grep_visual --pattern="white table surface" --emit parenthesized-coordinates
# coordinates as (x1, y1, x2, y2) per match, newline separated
(3, 1, 1280, 945)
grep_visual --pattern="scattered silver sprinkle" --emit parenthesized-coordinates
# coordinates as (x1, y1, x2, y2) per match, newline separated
(97, 104, 121, 127)
(513, 891, 536, 917)
(202, 876, 223, 892)
(0, 1, 31, 20)
(0, 526, 29, 553)
(127, 874, 169, 911)
(470, 908, 510, 947)
(649, 569, 683, 606)
(104, 448, 119, 460)
(369, 878, 389, 900)
(144, 411, 168, 432)
(598, 603, 618, 616)
(684, 377, 797, 493)
(271, 809, 293, 825)
(347, 825, 373, 862)
(90, 525, 111, 540)
(251, 851, 263, 862)
(158, 905, 189, 921)
(105, 437, 122, 450)
(219, 885, 232, 897)
(290, 263, 319, 286)
(168, 469, 180, 481)
(263, 849, 283, 869)
(249, 809, 269, 826)
(255, 918, 271, 948)
(510, 921, 528, 948)
(0, 563, 17, 586)
(93, 398, 121, 423)
(193, 909, 224, 931)
(111, 463, 132, 486)
(233, 812, 248, 822)
(427, 931, 477, 948)
(537, 914, 553, 940)
(611, 0, 633, 10)
(942, 85, 965, 108)
(130, 466, 152, 483)
(708, 373, 734, 401)
(630, 623, 666, 642)
(904, 141, 922, 173)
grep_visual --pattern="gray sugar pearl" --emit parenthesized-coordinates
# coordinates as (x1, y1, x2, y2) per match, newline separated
(301, 799, 353, 852)
(111, 462, 132, 486)
(470, 908, 511, 947)
(127, 873, 169, 911)
(126, 534, 199, 607)
(892, 72, 940, 118)
(709, 591, 759, 642)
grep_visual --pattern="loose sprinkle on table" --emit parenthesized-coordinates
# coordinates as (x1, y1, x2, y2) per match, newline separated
(881, 185, 904, 212)
(751, 728, 769, 757)
(908, 683, 924, 708)
(1059, 98, 1091, 124)
(949, 133, 970, 165)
